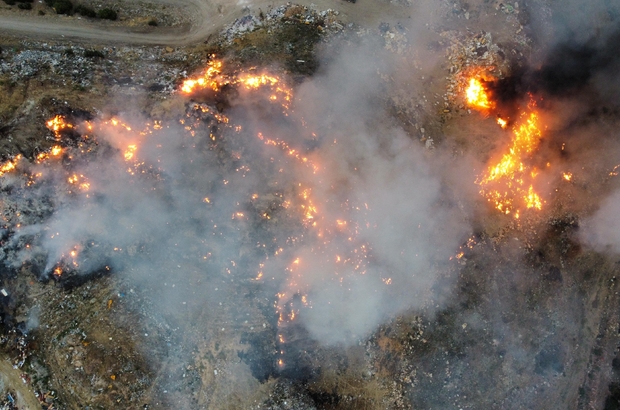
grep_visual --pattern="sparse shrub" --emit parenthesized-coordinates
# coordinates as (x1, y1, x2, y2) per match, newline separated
(74, 4, 95, 17)
(97, 8, 116, 20)
(18, 2, 31, 8)
(38, 9, 45, 14)
(147, 18, 157, 26)
(3, 0, 16, 5)
(84, 49, 104, 59)
(64, 48, 74, 56)
(53, 0, 73, 15)
(43, 0, 53, 6)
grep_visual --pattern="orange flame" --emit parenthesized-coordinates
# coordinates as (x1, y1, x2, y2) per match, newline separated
(466, 78, 493, 110)
(0, 155, 21, 177)
(181, 59, 293, 111)
(46, 115, 74, 139)
(463, 69, 547, 216)
(478, 109, 544, 216)
(180, 60, 223, 93)
(124, 144, 138, 161)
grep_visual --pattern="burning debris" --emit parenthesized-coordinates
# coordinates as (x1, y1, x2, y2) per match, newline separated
(463, 76, 545, 218)
(2, 0, 620, 408)
(0, 37, 473, 410)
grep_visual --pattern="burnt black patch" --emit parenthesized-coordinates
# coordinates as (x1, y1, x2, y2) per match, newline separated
(535, 344, 564, 375)
(238, 331, 278, 382)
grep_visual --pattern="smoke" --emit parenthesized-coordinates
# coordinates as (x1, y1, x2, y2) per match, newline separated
(0, 38, 471, 352)
(494, 0, 620, 104)
(579, 190, 620, 253)
(287, 43, 470, 343)
(520, 0, 620, 253)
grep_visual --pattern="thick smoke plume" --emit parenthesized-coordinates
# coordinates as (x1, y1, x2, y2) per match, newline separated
(469, 0, 620, 227)
(523, 1, 620, 252)
(0, 40, 470, 351)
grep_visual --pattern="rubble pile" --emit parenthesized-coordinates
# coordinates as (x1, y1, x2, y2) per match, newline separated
(380, 22, 409, 55)
(0, 43, 189, 93)
(442, 30, 511, 111)
(221, 4, 345, 44)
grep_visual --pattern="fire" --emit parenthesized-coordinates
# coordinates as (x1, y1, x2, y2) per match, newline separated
(124, 144, 138, 161)
(239, 73, 279, 89)
(563, 172, 572, 181)
(525, 185, 542, 210)
(466, 78, 493, 110)
(0, 60, 386, 362)
(477, 110, 544, 215)
(464, 70, 547, 217)
(37, 145, 64, 163)
(67, 174, 90, 191)
(180, 59, 223, 93)
(181, 58, 293, 111)
(46, 115, 74, 139)
(0, 155, 21, 177)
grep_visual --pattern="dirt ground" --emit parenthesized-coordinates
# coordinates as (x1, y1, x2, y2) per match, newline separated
(1, 0, 620, 409)
(0, 0, 411, 45)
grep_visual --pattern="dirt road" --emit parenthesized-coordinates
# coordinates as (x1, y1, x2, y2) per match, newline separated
(0, 0, 413, 46)
(0, 358, 42, 410)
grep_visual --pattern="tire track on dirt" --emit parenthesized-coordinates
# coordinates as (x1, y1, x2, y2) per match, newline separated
(0, 0, 411, 46)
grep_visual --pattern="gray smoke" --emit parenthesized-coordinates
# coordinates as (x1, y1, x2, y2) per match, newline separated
(0, 39, 471, 349)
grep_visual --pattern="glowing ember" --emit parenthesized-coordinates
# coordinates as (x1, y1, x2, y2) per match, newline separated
(37, 145, 64, 162)
(0, 60, 398, 363)
(563, 172, 573, 181)
(124, 144, 138, 161)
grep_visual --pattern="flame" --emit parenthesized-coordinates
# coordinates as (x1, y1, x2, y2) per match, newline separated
(239, 73, 279, 89)
(46, 115, 75, 141)
(0, 155, 21, 177)
(464, 70, 547, 217)
(6, 61, 383, 361)
(37, 145, 64, 163)
(181, 59, 293, 111)
(124, 144, 138, 161)
(67, 174, 90, 191)
(180, 59, 223, 93)
(562, 172, 572, 181)
(466, 78, 493, 110)
(478, 110, 544, 215)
